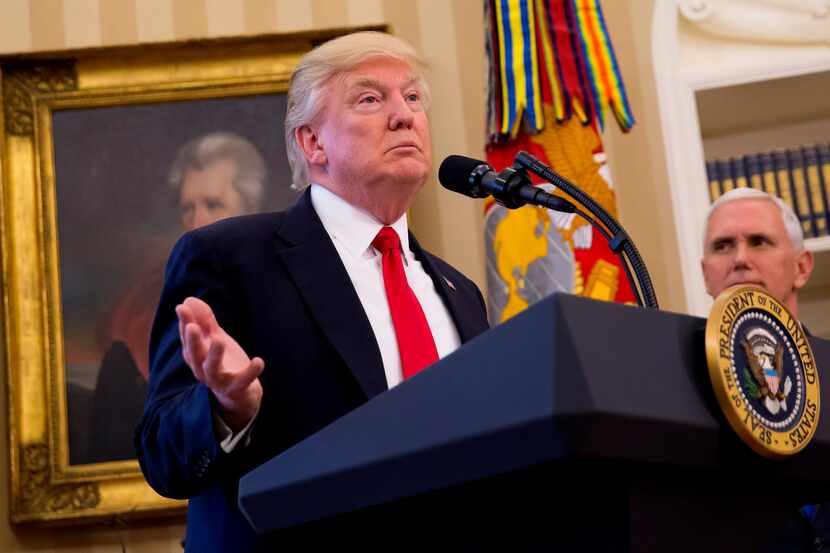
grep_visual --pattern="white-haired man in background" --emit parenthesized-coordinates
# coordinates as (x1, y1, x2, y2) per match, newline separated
(701, 187, 826, 551)
(136, 31, 489, 552)
(701, 187, 813, 316)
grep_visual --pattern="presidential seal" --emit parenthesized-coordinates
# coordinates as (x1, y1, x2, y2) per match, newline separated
(705, 285, 820, 458)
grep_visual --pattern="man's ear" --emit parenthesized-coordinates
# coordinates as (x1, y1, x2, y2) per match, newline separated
(794, 249, 815, 290)
(701, 257, 713, 297)
(295, 125, 326, 166)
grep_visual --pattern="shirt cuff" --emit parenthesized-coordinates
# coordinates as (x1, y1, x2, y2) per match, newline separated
(213, 404, 259, 453)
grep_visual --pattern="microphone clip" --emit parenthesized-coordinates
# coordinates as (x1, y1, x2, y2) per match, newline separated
(488, 165, 533, 210)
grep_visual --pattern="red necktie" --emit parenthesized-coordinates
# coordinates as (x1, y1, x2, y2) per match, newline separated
(372, 227, 439, 379)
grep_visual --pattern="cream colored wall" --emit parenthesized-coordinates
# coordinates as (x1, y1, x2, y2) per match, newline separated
(0, 1, 682, 551)
(600, 0, 686, 315)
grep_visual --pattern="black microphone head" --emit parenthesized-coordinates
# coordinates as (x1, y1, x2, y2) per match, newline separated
(438, 155, 493, 198)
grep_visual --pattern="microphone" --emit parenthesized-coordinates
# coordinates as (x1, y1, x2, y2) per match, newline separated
(438, 155, 575, 213)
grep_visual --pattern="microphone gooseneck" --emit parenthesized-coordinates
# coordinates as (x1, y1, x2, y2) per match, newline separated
(437, 152, 658, 309)
(513, 151, 658, 309)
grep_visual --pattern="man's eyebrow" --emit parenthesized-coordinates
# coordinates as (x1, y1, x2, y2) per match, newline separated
(346, 76, 421, 91)
(707, 235, 734, 246)
(747, 231, 775, 242)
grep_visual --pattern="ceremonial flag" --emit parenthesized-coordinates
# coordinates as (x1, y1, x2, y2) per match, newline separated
(484, 0, 636, 325)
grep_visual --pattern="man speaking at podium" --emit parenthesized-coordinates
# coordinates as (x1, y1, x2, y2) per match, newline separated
(135, 32, 489, 552)
(701, 187, 827, 551)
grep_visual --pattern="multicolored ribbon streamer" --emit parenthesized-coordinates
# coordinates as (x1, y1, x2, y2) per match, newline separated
(486, 0, 634, 141)
(492, 0, 544, 136)
(572, 0, 635, 130)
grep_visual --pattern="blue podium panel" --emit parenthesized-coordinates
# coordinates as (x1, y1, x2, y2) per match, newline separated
(238, 293, 830, 548)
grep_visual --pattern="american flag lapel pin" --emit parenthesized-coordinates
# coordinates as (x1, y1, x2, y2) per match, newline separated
(444, 277, 456, 291)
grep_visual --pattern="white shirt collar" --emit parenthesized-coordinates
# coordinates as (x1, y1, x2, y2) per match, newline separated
(309, 183, 410, 260)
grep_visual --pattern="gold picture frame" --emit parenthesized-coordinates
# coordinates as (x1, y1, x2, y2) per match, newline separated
(1, 26, 379, 526)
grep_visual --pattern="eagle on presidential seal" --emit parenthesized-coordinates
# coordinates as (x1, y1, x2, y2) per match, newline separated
(741, 327, 792, 415)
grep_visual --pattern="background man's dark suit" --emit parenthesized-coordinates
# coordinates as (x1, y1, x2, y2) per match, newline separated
(135, 189, 489, 552)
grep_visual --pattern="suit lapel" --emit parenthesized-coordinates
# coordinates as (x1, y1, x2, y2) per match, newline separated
(409, 233, 481, 344)
(273, 190, 387, 399)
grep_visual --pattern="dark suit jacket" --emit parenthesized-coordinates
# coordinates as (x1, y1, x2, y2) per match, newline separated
(135, 189, 489, 552)
(762, 326, 830, 553)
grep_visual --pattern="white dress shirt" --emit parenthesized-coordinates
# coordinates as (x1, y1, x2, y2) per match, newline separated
(310, 183, 461, 388)
(217, 184, 462, 450)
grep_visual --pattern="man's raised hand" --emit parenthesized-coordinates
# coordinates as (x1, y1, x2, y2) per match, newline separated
(175, 296, 264, 432)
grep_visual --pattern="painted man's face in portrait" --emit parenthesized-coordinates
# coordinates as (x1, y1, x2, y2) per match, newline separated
(178, 158, 245, 231)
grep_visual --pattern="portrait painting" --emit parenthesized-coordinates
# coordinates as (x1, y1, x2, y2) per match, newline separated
(55, 94, 298, 466)
(1, 27, 377, 525)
